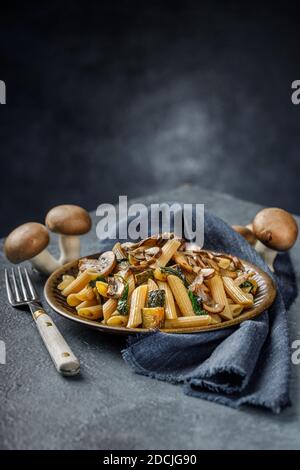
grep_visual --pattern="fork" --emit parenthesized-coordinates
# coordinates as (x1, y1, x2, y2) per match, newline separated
(5, 267, 80, 376)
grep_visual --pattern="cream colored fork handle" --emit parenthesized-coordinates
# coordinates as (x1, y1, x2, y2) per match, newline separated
(33, 309, 80, 376)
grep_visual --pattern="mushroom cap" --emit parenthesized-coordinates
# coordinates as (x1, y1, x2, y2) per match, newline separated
(232, 225, 257, 245)
(4, 222, 50, 263)
(45, 205, 92, 236)
(253, 208, 298, 251)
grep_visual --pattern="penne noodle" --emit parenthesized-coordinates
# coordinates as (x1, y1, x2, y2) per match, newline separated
(207, 275, 233, 320)
(112, 242, 129, 270)
(223, 277, 254, 306)
(153, 239, 182, 268)
(58, 275, 75, 291)
(148, 278, 159, 291)
(62, 270, 98, 296)
(127, 285, 148, 328)
(229, 304, 244, 317)
(167, 275, 194, 317)
(172, 252, 194, 272)
(76, 299, 99, 311)
(184, 271, 196, 285)
(157, 281, 177, 319)
(67, 293, 82, 307)
(107, 314, 128, 327)
(164, 315, 211, 329)
(103, 298, 118, 322)
(126, 272, 135, 296)
(76, 285, 95, 302)
(77, 304, 102, 320)
(209, 313, 222, 324)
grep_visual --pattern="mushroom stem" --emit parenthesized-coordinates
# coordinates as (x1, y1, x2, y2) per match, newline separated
(58, 235, 80, 265)
(254, 240, 277, 272)
(31, 250, 61, 275)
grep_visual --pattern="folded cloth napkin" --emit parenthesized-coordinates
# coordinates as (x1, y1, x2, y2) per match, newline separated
(104, 204, 297, 413)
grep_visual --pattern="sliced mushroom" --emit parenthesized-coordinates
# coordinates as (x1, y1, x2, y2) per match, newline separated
(107, 277, 125, 298)
(203, 300, 225, 314)
(78, 257, 106, 273)
(200, 268, 215, 279)
(97, 251, 116, 276)
(144, 246, 161, 261)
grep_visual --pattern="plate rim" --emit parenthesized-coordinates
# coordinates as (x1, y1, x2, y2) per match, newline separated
(44, 251, 277, 335)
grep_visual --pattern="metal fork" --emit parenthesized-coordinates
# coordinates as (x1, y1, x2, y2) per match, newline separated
(5, 267, 80, 376)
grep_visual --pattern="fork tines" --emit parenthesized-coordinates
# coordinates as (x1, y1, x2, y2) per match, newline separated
(5, 267, 38, 306)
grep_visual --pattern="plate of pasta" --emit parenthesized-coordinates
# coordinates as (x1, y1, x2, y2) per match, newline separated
(44, 234, 276, 334)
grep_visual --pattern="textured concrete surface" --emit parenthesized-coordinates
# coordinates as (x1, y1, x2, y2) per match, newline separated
(0, 185, 300, 450)
(1, 2, 300, 236)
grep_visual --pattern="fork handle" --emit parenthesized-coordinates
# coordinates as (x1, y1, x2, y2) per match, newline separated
(32, 309, 80, 376)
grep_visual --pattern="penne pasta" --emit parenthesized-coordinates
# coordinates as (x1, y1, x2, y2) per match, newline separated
(127, 285, 148, 328)
(207, 275, 233, 320)
(76, 285, 95, 302)
(62, 270, 98, 296)
(112, 242, 129, 270)
(107, 313, 128, 327)
(209, 313, 222, 324)
(164, 315, 211, 329)
(172, 252, 194, 272)
(58, 275, 75, 291)
(167, 275, 194, 316)
(157, 281, 177, 319)
(76, 299, 99, 311)
(153, 239, 182, 268)
(77, 304, 102, 320)
(67, 293, 82, 307)
(223, 277, 254, 306)
(229, 304, 244, 317)
(103, 298, 118, 322)
(148, 278, 159, 291)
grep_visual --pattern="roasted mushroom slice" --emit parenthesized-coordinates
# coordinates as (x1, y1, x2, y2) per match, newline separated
(202, 299, 225, 314)
(106, 276, 125, 298)
(144, 246, 161, 261)
(97, 251, 116, 276)
(78, 257, 104, 273)
(200, 268, 215, 279)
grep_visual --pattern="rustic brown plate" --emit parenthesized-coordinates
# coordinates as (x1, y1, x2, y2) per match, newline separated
(44, 252, 276, 335)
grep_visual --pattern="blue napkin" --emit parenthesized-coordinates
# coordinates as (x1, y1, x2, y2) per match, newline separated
(113, 207, 297, 413)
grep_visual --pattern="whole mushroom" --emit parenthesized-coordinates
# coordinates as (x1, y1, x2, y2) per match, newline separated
(4, 222, 61, 275)
(233, 208, 298, 271)
(252, 208, 298, 271)
(45, 205, 92, 265)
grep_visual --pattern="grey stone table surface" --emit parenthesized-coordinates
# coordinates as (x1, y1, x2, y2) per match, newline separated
(0, 185, 300, 450)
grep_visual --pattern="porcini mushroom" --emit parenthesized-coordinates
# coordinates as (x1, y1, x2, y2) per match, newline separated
(252, 208, 298, 271)
(4, 222, 60, 275)
(45, 205, 92, 265)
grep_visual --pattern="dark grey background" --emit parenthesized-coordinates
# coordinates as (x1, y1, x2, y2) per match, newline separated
(1, 1, 300, 237)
